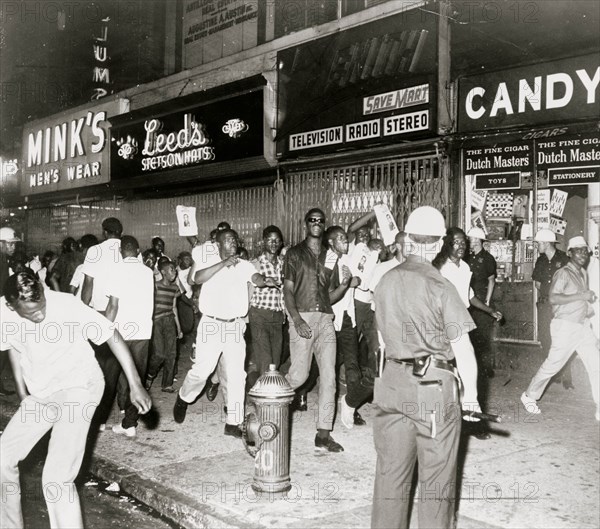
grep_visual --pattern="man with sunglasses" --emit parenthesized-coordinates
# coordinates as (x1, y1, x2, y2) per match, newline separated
(283, 208, 344, 452)
(521, 236, 599, 420)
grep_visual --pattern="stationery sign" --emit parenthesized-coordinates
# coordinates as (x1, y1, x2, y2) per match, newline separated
(110, 91, 263, 179)
(536, 133, 600, 186)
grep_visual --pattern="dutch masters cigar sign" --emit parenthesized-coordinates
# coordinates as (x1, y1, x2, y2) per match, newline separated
(21, 99, 128, 196)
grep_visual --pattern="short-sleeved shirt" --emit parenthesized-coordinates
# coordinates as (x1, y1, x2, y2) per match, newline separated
(0, 291, 112, 398)
(550, 261, 589, 323)
(51, 251, 83, 292)
(250, 254, 283, 312)
(374, 259, 474, 361)
(466, 248, 496, 302)
(154, 281, 180, 320)
(330, 254, 355, 331)
(439, 259, 475, 308)
(108, 257, 154, 340)
(532, 249, 569, 302)
(368, 257, 403, 309)
(283, 240, 334, 314)
(198, 257, 257, 319)
(81, 238, 122, 311)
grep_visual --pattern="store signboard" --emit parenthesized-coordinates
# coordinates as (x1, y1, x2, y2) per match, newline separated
(536, 133, 600, 186)
(277, 9, 438, 158)
(110, 91, 263, 179)
(21, 98, 128, 196)
(475, 172, 521, 190)
(463, 142, 532, 190)
(458, 54, 600, 132)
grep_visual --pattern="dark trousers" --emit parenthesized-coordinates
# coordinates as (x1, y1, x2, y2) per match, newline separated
(0, 353, 14, 390)
(147, 315, 177, 388)
(120, 340, 149, 428)
(469, 307, 495, 374)
(248, 306, 284, 387)
(355, 300, 379, 377)
(336, 313, 373, 408)
(372, 362, 461, 529)
(92, 342, 121, 426)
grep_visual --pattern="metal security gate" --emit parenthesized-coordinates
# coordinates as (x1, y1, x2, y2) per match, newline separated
(282, 154, 448, 245)
(25, 187, 276, 258)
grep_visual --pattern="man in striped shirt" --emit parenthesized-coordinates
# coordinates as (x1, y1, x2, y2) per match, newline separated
(146, 260, 183, 393)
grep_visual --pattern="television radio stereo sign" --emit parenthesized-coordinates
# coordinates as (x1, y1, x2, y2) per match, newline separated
(21, 99, 129, 196)
(289, 83, 430, 152)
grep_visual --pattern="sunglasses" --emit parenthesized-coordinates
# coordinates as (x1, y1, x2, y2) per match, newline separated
(307, 217, 325, 224)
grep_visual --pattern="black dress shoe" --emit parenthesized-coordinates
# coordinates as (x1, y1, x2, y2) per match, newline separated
(224, 424, 243, 438)
(291, 393, 307, 412)
(206, 381, 219, 401)
(353, 410, 366, 426)
(474, 430, 492, 440)
(314, 434, 344, 453)
(173, 395, 189, 424)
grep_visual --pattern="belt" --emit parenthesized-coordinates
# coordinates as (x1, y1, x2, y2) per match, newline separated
(204, 314, 240, 323)
(387, 356, 456, 373)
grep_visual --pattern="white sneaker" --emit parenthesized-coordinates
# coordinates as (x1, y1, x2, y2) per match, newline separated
(520, 392, 541, 414)
(112, 423, 136, 437)
(340, 396, 355, 429)
(98, 423, 106, 432)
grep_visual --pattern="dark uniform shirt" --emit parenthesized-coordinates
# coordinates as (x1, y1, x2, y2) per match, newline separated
(0, 253, 11, 297)
(374, 259, 474, 361)
(466, 248, 496, 303)
(283, 240, 333, 314)
(532, 249, 569, 302)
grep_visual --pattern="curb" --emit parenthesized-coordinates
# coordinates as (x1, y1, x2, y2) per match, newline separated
(89, 455, 252, 529)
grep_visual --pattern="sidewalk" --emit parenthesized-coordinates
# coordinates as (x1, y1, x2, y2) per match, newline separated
(1, 353, 598, 529)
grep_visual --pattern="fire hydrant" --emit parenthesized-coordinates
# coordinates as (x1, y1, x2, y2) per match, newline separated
(242, 364, 295, 493)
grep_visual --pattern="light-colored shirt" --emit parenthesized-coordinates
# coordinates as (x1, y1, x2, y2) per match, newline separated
(0, 291, 112, 398)
(550, 261, 591, 323)
(69, 264, 84, 299)
(108, 257, 154, 340)
(177, 267, 193, 299)
(191, 241, 220, 269)
(332, 254, 355, 331)
(81, 238, 122, 311)
(198, 257, 257, 319)
(369, 258, 402, 309)
(439, 259, 475, 308)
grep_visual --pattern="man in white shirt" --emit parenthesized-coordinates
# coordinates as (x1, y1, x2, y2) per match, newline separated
(80, 217, 124, 428)
(105, 236, 155, 437)
(0, 271, 151, 529)
(174, 229, 278, 437)
(325, 226, 373, 430)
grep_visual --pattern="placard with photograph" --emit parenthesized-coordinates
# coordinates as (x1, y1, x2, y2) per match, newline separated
(176, 205, 198, 236)
(373, 204, 399, 245)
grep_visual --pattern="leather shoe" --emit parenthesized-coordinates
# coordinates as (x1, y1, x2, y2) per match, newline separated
(173, 395, 189, 424)
(353, 410, 366, 426)
(314, 434, 344, 453)
(291, 393, 307, 412)
(224, 424, 243, 438)
(206, 381, 219, 401)
(474, 430, 492, 440)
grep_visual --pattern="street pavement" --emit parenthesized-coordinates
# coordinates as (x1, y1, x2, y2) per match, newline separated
(1, 350, 598, 529)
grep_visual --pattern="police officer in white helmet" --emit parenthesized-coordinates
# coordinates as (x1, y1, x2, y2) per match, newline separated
(371, 206, 481, 529)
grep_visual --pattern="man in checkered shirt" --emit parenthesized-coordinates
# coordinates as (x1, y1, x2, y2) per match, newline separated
(247, 226, 285, 388)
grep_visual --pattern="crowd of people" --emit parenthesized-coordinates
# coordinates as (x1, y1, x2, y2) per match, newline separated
(0, 203, 598, 529)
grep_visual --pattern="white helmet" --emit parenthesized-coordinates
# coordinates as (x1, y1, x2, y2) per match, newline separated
(404, 206, 446, 237)
(534, 229, 556, 243)
(0, 227, 20, 242)
(466, 227, 486, 240)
